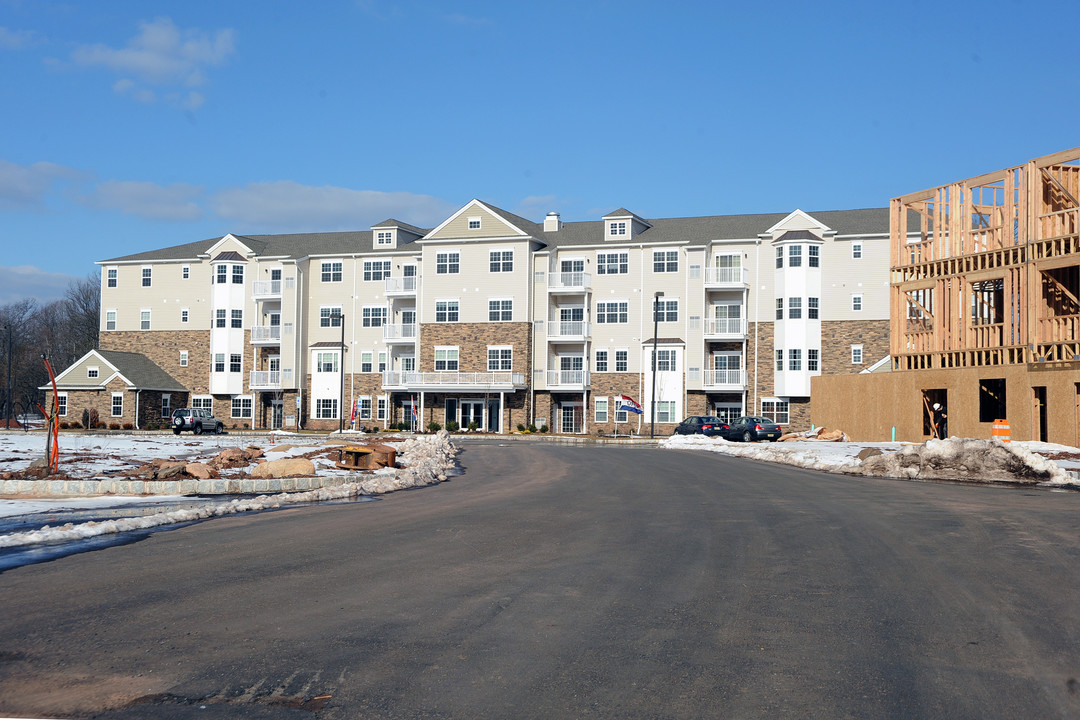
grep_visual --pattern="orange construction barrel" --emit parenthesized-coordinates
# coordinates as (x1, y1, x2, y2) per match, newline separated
(991, 419, 1011, 443)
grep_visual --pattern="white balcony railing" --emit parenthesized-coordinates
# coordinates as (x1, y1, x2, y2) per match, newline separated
(383, 323, 417, 342)
(547, 320, 590, 338)
(250, 370, 282, 389)
(382, 371, 526, 389)
(547, 370, 590, 387)
(252, 279, 282, 297)
(704, 317, 747, 336)
(704, 266, 749, 287)
(703, 369, 746, 388)
(250, 325, 282, 343)
(385, 276, 417, 294)
(548, 271, 591, 291)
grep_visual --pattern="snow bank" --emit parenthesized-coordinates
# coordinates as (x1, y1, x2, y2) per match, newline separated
(858, 437, 1069, 485)
(0, 433, 459, 550)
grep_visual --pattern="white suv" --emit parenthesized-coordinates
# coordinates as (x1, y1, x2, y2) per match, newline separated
(171, 408, 224, 435)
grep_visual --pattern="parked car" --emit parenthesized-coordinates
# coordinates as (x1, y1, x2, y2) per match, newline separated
(171, 408, 224, 435)
(673, 416, 729, 437)
(724, 416, 782, 442)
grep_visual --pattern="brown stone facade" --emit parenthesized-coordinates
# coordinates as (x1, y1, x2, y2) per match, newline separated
(747, 320, 775, 410)
(49, 378, 184, 430)
(419, 322, 532, 373)
(821, 319, 890, 374)
(100, 330, 212, 394)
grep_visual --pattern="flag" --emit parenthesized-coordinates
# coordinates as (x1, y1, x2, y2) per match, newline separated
(412, 395, 419, 427)
(619, 394, 643, 414)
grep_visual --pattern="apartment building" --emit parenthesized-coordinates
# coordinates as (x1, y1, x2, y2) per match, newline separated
(50, 200, 891, 434)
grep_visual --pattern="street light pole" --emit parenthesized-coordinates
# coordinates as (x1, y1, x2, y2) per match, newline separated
(333, 312, 346, 434)
(650, 291, 664, 438)
(1, 325, 10, 429)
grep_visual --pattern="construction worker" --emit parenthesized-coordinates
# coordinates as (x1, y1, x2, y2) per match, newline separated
(932, 402, 947, 439)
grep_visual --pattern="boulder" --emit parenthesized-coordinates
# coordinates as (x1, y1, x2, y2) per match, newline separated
(856, 447, 884, 461)
(156, 463, 186, 479)
(212, 447, 249, 469)
(184, 462, 217, 480)
(250, 457, 315, 478)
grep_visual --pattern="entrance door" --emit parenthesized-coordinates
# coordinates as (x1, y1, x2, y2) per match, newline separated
(487, 399, 500, 433)
(461, 400, 484, 430)
(1033, 386, 1048, 442)
(270, 401, 283, 429)
(561, 405, 581, 434)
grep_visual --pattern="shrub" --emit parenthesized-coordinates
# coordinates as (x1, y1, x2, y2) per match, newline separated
(516, 423, 526, 432)
(243, 423, 250, 429)
(122, 423, 134, 430)
(58, 422, 69, 430)
(446, 420, 460, 432)
(108, 422, 120, 430)
(527, 424, 537, 433)
(539, 424, 549, 433)
(468, 421, 479, 432)
(427, 421, 442, 432)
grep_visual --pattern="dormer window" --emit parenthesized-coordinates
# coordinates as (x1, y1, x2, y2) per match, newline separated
(468, 217, 482, 230)
(610, 221, 627, 236)
(376, 231, 393, 246)
(87, 366, 99, 378)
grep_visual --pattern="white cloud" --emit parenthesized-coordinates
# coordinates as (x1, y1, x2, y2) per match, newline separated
(0, 159, 79, 210)
(83, 180, 204, 221)
(0, 266, 81, 304)
(211, 182, 457, 231)
(71, 17, 234, 108)
(0, 26, 39, 50)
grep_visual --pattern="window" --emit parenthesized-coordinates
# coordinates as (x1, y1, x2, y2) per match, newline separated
(809, 246, 819, 268)
(652, 349, 675, 371)
(316, 352, 338, 372)
(468, 217, 481, 230)
(88, 366, 99, 378)
(435, 300, 459, 323)
(216, 309, 226, 328)
(361, 352, 373, 373)
(231, 396, 253, 419)
(376, 231, 393, 245)
(808, 297, 819, 319)
(808, 349, 819, 372)
(653, 250, 678, 273)
(851, 345, 863, 364)
(377, 397, 387, 420)
(789, 349, 802, 371)
(597, 301, 628, 324)
(105, 310, 116, 331)
(436, 252, 460, 274)
(788, 245, 802, 267)
(182, 265, 190, 279)
(609, 221, 626, 236)
(57, 393, 67, 417)
(979, 379, 1007, 423)
(775, 247, 783, 268)
(852, 242, 863, 259)
(762, 399, 789, 425)
(852, 293, 863, 311)
(378, 352, 387, 373)
(232, 265, 244, 284)
(435, 347, 459, 371)
(216, 265, 227, 284)
(595, 397, 609, 423)
(192, 396, 213, 410)
(488, 299, 512, 322)
(230, 354, 242, 373)
(615, 350, 628, 372)
(775, 298, 784, 320)
(654, 299, 678, 323)
(181, 308, 189, 323)
(112, 393, 124, 417)
(362, 306, 387, 327)
(315, 398, 337, 419)
(597, 252, 629, 274)
(656, 401, 676, 423)
(358, 397, 372, 420)
(320, 307, 343, 327)
(107, 268, 117, 287)
(321, 261, 342, 283)
(775, 350, 784, 371)
(161, 394, 171, 418)
(140, 309, 151, 330)
(214, 354, 225, 372)
(180, 350, 188, 367)
(788, 297, 802, 320)
(489, 250, 513, 273)
(141, 267, 152, 287)
(363, 260, 391, 281)
(231, 309, 243, 329)
(487, 346, 512, 371)
(595, 350, 608, 372)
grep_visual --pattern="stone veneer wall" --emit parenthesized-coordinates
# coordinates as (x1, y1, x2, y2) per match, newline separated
(100, 330, 213, 394)
(747, 321, 776, 415)
(419, 322, 532, 373)
(821, 319, 890, 373)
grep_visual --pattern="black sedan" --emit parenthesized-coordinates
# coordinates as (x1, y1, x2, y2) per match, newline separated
(724, 416, 782, 442)
(672, 416, 729, 437)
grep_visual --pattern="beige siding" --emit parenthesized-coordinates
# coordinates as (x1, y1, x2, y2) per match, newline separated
(428, 204, 528, 240)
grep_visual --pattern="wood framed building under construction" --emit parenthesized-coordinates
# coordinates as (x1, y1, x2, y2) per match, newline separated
(814, 147, 1080, 444)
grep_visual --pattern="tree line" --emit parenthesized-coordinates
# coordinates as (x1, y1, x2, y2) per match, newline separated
(0, 274, 100, 426)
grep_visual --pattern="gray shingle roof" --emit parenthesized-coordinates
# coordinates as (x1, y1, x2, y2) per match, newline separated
(99, 350, 187, 391)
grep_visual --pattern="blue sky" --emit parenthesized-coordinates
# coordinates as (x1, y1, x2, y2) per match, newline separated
(2, 0, 1079, 303)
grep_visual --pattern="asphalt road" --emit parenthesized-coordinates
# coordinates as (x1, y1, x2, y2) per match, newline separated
(1, 441, 1079, 719)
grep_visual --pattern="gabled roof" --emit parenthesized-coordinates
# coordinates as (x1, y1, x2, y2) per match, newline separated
(49, 350, 186, 392)
(371, 219, 427, 235)
(212, 251, 246, 262)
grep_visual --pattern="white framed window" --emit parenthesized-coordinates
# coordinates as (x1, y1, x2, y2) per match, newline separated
(852, 293, 863, 311)
(177, 350, 188, 368)
(775, 349, 783, 371)
(140, 309, 151, 330)
(363, 260, 391, 281)
(789, 349, 802, 371)
(315, 398, 337, 419)
(609, 221, 626, 236)
(57, 393, 67, 417)
(652, 349, 675, 372)
(231, 265, 244, 284)
(762, 399, 789, 425)
(808, 349, 820, 371)
(181, 307, 189, 323)
(488, 299, 512, 322)
(652, 250, 678, 273)
(597, 252, 628, 274)
(489, 250, 513, 273)
(106, 267, 117, 288)
(215, 309, 226, 328)
(468, 216, 481, 230)
(436, 252, 460, 274)
(808, 297, 819, 319)
(615, 405, 628, 423)
(321, 261, 343, 283)
(231, 396, 253, 419)
(595, 397, 609, 423)
(215, 265, 228, 284)
(231, 309, 243, 328)
(316, 352, 339, 373)
(182, 264, 190, 279)
(775, 246, 783, 268)
(851, 344, 864, 364)
(809, 246, 820, 268)
(788, 297, 802, 320)
(214, 353, 225, 372)
(361, 351, 373, 373)
(161, 394, 171, 418)
(379, 352, 387, 373)
(111, 393, 124, 417)
(788, 245, 802, 267)
(487, 346, 512, 371)
(362, 306, 387, 327)
(656, 401, 676, 423)
(615, 349, 628, 372)
(653, 299, 678, 323)
(377, 397, 387, 420)
(192, 396, 213, 410)
(141, 266, 152, 287)
(597, 301, 628, 324)
(776, 298, 783, 320)
(434, 346, 459, 371)
(852, 242, 863, 259)
(358, 396, 372, 420)
(320, 306, 343, 327)
(595, 349, 608, 372)
(376, 231, 393, 245)
(230, 354, 242, 373)
(105, 310, 116, 331)
(435, 300, 459, 323)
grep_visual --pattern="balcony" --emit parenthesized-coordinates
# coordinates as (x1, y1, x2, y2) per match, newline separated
(382, 371, 526, 391)
(385, 276, 417, 296)
(383, 323, 417, 344)
(252, 280, 282, 299)
(250, 325, 282, 345)
(704, 317, 747, 339)
(547, 320, 590, 342)
(250, 370, 282, 389)
(548, 271, 591, 293)
(703, 369, 746, 390)
(704, 266, 749, 288)
(546, 370, 590, 389)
